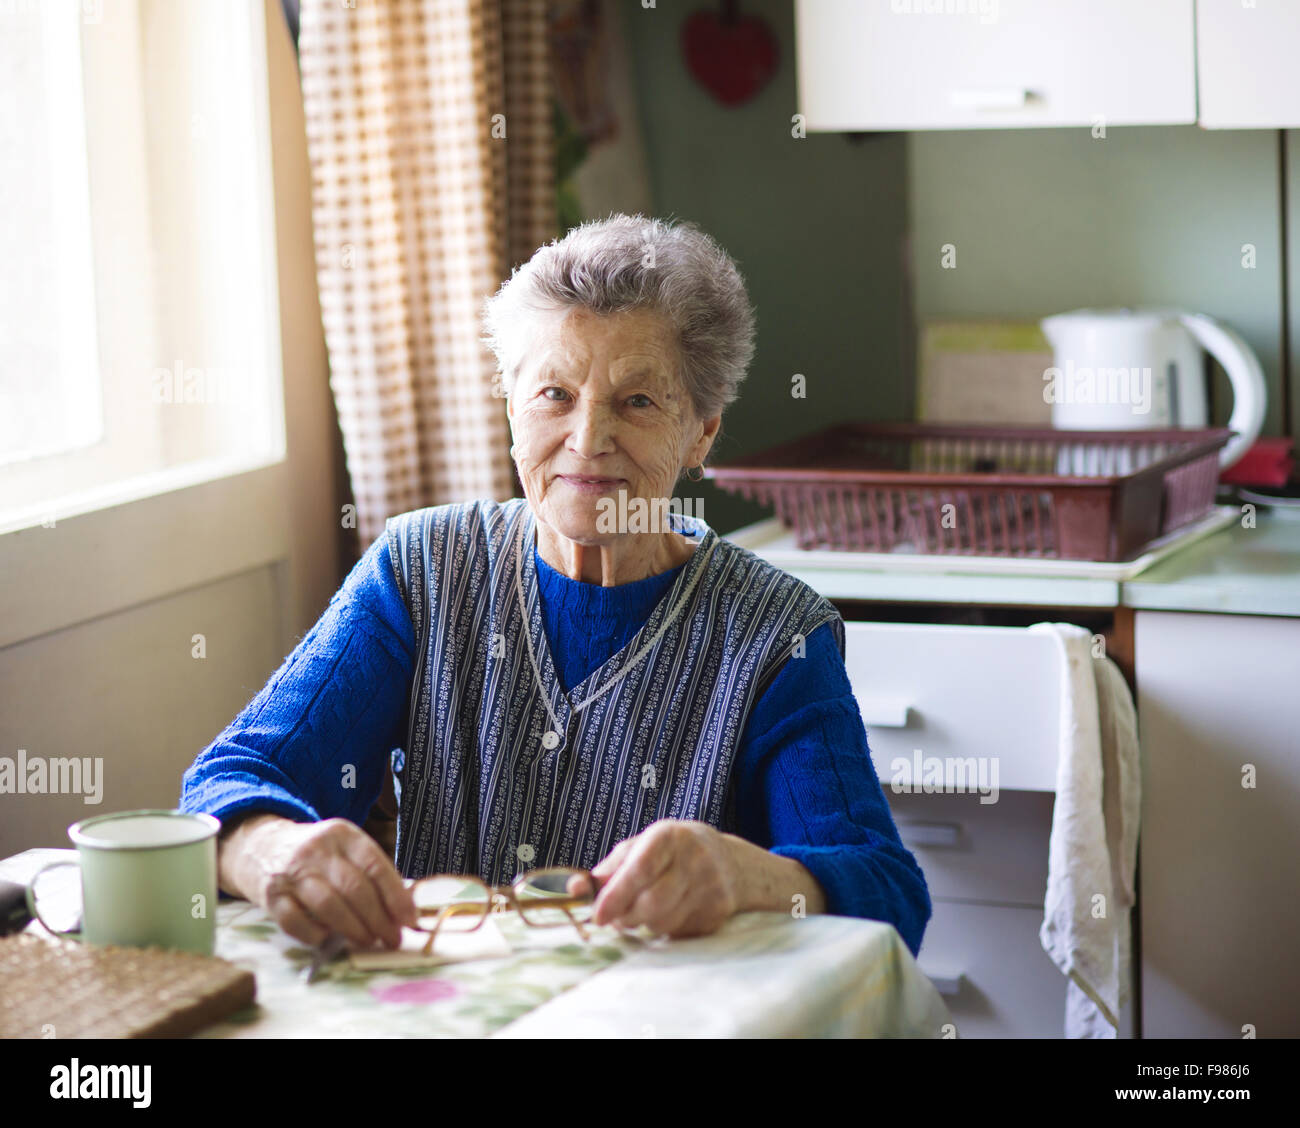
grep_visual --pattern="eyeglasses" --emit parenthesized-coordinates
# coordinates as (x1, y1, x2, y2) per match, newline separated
(410, 867, 601, 955)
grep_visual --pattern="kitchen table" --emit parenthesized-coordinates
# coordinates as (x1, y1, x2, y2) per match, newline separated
(3, 849, 951, 1038)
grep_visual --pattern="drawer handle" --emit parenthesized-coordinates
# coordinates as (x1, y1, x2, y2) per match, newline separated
(949, 87, 1032, 111)
(899, 821, 960, 849)
(921, 968, 965, 997)
(858, 699, 911, 728)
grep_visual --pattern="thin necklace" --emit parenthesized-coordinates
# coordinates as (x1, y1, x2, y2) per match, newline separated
(513, 515, 717, 746)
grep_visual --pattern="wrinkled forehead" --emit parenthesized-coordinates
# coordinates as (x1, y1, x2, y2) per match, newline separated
(520, 307, 682, 389)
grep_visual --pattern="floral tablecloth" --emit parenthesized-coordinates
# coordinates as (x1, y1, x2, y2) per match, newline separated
(5, 849, 951, 1038)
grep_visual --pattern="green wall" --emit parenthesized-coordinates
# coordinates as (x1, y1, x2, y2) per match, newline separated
(622, 0, 909, 534)
(909, 126, 1288, 439)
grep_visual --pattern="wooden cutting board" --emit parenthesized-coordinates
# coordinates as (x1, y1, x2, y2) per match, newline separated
(0, 932, 256, 1038)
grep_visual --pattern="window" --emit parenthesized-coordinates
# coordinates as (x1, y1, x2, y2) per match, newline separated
(0, 0, 101, 468)
(0, 0, 285, 534)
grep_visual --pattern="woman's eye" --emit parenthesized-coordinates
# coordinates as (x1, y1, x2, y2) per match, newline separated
(626, 394, 653, 408)
(542, 387, 570, 402)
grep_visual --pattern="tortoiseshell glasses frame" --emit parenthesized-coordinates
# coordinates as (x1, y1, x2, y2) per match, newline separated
(409, 867, 603, 955)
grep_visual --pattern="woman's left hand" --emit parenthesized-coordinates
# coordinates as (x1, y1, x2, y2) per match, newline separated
(585, 819, 746, 938)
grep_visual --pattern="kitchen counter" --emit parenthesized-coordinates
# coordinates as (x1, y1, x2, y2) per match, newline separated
(1123, 506, 1300, 617)
(732, 508, 1300, 617)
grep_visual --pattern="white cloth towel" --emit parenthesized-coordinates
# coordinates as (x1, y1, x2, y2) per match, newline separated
(1028, 622, 1141, 1039)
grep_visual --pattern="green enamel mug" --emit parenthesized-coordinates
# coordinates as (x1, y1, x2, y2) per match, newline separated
(25, 809, 221, 955)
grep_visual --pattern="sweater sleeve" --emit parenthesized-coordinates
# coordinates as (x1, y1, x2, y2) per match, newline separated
(178, 531, 416, 831)
(732, 622, 933, 958)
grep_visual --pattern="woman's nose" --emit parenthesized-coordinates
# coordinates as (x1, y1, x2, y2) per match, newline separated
(567, 398, 616, 458)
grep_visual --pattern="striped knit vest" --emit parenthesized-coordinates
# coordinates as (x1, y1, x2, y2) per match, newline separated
(384, 498, 843, 883)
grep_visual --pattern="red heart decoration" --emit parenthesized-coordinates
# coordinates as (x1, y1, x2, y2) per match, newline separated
(681, 8, 779, 108)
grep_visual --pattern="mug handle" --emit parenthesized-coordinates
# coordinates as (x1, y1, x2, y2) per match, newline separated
(24, 860, 83, 940)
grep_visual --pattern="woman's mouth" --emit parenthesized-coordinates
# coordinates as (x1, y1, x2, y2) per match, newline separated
(556, 475, 625, 495)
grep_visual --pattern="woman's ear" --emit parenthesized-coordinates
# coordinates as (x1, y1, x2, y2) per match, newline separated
(689, 414, 722, 466)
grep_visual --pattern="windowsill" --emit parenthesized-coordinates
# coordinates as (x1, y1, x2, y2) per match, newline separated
(0, 449, 286, 538)
(0, 458, 292, 650)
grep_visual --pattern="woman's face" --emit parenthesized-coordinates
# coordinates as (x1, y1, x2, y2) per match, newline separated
(506, 306, 720, 549)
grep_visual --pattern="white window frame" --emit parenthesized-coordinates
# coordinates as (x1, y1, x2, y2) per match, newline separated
(0, 0, 290, 646)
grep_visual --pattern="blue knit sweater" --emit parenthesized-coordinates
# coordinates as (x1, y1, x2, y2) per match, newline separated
(180, 532, 931, 956)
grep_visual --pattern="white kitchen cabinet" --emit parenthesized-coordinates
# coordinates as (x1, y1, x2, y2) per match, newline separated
(795, 0, 1195, 131)
(891, 789, 1054, 906)
(1196, 0, 1300, 129)
(891, 791, 1068, 1037)
(918, 901, 1068, 1038)
(1135, 610, 1300, 1037)
(841, 620, 1143, 1037)
(754, 517, 1298, 1036)
(842, 621, 1073, 1036)
(842, 621, 1062, 791)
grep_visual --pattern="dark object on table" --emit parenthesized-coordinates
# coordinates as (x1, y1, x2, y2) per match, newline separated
(0, 878, 32, 936)
(707, 422, 1232, 562)
(0, 933, 255, 1038)
(303, 932, 349, 984)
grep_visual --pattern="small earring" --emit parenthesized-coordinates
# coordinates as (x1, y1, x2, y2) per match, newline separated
(686, 464, 705, 483)
(510, 445, 518, 459)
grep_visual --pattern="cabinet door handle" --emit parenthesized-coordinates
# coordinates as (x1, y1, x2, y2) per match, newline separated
(899, 821, 961, 849)
(949, 87, 1032, 111)
(922, 969, 965, 997)
(859, 699, 911, 728)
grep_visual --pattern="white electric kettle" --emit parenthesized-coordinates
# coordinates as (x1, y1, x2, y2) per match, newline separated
(1039, 308, 1267, 467)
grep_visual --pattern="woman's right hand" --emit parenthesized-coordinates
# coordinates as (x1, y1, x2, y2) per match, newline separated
(218, 813, 417, 950)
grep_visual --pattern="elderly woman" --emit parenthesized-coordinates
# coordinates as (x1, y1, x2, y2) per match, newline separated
(181, 214, 930, 957)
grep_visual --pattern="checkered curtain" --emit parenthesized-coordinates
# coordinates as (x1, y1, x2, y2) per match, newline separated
(298, 0, 556, 544)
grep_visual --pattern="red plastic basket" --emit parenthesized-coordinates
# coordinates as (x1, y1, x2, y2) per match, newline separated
(706, 423, 1232, 561)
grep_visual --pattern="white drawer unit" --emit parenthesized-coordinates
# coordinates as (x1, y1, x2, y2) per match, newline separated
(890, 790, 1054, 906)
(842, 620, 1072, 1035)
(842, 621, 1062, 793)
(919, 901, 1068, 1038)
(795, 0, 1196, 131)
(889, 791, 1064, 1036)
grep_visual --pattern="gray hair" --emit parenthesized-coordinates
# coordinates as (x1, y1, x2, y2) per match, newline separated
(480, 213, 756, 419)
